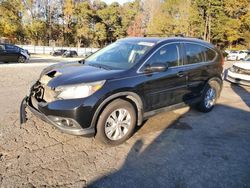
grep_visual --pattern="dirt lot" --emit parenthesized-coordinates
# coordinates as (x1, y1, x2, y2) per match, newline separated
(0, 60, 249, 187)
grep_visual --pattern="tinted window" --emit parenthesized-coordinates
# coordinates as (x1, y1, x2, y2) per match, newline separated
(205, 48, 216, 61)
(5, 45, 19, 52)
(185, 43, 205, 64)
(0, 45, 5, 51)
(147, 44, 180, 67)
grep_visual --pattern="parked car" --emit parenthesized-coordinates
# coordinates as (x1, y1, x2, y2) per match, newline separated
(62, 50, 78, 57)
(24, 49, 31, 57)
(82, 51, 93, 58)
(226, 56, 250, 86)
(20, 37, 223, 145)
(0, 43, 30, 63)
(243, 56, 250, 62)
(51, 49, 67, 56)
(227, 50, 248, 61)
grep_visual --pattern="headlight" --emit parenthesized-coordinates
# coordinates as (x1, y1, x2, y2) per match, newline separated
(55, 80, 105, 99)
(229, 66, 235, 72)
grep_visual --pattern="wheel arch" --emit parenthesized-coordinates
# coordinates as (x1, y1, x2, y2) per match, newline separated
(205, 76, 223, 96)
(90, 92, 144, 129)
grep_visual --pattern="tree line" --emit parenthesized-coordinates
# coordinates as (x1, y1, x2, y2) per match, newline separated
(0, 0, 249, 49)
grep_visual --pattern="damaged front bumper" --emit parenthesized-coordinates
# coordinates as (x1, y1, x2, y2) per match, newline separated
(20, 96, 95, 136)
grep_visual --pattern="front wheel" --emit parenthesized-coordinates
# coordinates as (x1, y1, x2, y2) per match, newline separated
(96, 99, 136, 145)
(197, 81, 221, 113)
(18, 55, 26, 63)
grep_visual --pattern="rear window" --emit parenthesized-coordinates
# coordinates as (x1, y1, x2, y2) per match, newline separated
(205, 48, 217, 61)
(184, 43, 216, 64)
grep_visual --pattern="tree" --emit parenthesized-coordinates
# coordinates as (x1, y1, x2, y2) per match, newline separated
(94, 22, 107, 47)
(97, 2, 124, 43)
(63, 0, 74, 45)
(147, 0, 192, 37)
(121, 0, 141, 36)
(74, 1, 93, 47)
(25, 19, 47, 45)
(0, 0, 23, 42)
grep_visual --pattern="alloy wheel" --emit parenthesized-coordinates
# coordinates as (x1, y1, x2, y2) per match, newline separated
(204, 87, 216, 109)
(104, 108, 131, 140)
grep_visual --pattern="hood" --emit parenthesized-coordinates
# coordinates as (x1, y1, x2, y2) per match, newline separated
(40, 61, 123, 88)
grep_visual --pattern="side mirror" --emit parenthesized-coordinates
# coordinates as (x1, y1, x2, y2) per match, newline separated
(143, 63, 168, 73)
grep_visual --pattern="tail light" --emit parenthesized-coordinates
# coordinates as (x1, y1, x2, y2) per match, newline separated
(221, 56, 224, 66)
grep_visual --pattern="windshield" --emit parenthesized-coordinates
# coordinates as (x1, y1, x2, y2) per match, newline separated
(245, 56, 250, 61)
(85, 41, 155, 70)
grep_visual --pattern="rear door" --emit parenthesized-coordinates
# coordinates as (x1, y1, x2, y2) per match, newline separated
(0, 44, 7, 62)
(140, 43, 189, 111)
(183, 43, 217, 100)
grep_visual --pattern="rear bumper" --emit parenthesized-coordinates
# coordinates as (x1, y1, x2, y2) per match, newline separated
(20, 96, 95, 136)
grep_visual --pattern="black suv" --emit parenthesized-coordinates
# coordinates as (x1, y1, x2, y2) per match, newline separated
(20, 37, 223, 145)
(0, 43, 30, 63)
(51, 49, 67, 56)
(62, 50, 78, 57)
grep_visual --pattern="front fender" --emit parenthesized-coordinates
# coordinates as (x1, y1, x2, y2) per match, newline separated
(90, 91, 144, 128)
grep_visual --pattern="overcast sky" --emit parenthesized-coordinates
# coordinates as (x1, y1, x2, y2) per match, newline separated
(102, 0, 133, 4)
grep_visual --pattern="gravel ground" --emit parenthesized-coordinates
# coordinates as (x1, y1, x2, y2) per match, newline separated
(0, 60, 249, 188)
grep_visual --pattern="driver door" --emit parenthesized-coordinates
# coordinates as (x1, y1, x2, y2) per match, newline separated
(141, 43, 189, 112)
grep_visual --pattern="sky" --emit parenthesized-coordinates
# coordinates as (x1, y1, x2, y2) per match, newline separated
(102, 0, 133, 4)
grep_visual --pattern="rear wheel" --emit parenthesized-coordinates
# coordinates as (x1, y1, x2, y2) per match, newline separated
(197, 80, 221, 112)
(96, 99, 136, 145)
(18, 55, 26, 63)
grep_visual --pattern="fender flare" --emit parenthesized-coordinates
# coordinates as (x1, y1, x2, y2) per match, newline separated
(208, 76, 223, 88)
(205, 76, 223, 97)
(90, 92, 144, 128)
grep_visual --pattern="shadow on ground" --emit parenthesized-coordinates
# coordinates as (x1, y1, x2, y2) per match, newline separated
(231, 84, 250, 108)
(89, 86, 250, 188)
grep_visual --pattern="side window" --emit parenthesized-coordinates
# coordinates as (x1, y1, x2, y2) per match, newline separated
(146, 44, 180, 67)
(0, 45, 5, 51)
(5, 45, 18, 52)
(185, 43, 206, 64)
(205, 48, 216, 61)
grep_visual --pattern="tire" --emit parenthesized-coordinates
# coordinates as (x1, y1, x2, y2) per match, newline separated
(18, 55, 26, 63)
(197, 80, 221, 113)
(96, 99, 137, 145)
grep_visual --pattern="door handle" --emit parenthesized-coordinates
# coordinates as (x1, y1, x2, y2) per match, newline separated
(177, 71, 185, 77)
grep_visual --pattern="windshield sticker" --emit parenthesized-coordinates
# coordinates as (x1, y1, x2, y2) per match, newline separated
(138, 42, 155, 47)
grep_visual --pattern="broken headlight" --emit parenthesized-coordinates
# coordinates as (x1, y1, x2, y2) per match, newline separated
(55, 80, 105, 100)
